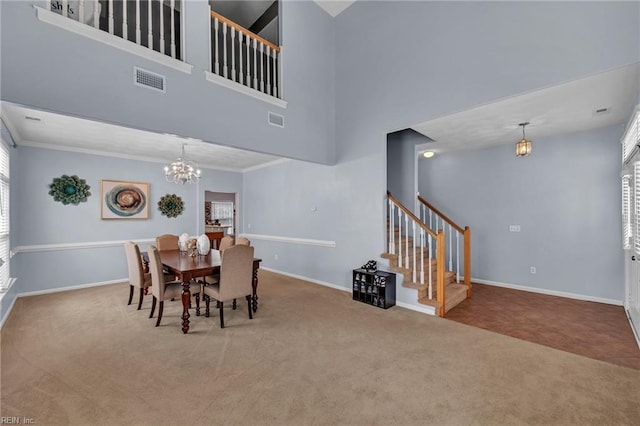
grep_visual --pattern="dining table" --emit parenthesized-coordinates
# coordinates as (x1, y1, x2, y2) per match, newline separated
(149, 249, 262, 334)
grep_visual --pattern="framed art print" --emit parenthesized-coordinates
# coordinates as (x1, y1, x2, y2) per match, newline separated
(101, 180, 149, 219)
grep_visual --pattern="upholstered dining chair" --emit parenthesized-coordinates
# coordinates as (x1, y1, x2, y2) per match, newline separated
(156, 234, 179, 251)
(202, 245, 255, 328)
(235, 237, 251, 246)
(124, 241, 151, 310)
(147, 245, 202, 327)
(218, 235, 234, 253)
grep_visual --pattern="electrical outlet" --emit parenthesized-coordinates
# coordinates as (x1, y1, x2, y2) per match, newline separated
(509, 225, 521, 232)
(274, 254, 278, 261)
(247, 223, 251, 229)
(530, 266, 536, 274)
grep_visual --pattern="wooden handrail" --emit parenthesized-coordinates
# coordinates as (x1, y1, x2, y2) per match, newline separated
(387, 191, 437, 238)
(417, 195, 463, 234)
(210, 10, 280, 53)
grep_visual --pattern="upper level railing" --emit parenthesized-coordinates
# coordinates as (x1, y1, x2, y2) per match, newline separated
(48, 0, 183, 60)
(417, 195, 471, 297)
(209, 9, 281, 99)
(388, 191, 446, 316)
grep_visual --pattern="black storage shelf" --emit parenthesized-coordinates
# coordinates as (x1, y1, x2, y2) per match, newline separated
(352, 269, 396, 309)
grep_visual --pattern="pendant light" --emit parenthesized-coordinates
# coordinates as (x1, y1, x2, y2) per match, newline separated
(516, 122, 532, 157)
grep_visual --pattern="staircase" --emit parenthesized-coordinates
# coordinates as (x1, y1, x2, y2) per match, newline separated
(383, 191, 471, 317)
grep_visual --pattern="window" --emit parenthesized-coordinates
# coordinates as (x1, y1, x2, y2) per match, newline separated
(622, 106, 640, 164)
(0, 138, 10, 291)
(622, 174, 632, 250)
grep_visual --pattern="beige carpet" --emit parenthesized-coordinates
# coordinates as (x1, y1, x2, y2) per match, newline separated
(1, 270, 639, 425)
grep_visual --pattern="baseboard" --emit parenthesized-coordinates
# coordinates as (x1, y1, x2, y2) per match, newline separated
(17, 278, 127, 298)
(470, 278, 624, 306)
(261, 267, 436, 316)
(0, 293, 19, 329)
(625, 309, 640, 350)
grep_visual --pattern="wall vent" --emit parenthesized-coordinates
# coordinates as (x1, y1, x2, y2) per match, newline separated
(593, 107, 610, 116)
(134, 66, 165, 93)
(268, 112, 284, 128)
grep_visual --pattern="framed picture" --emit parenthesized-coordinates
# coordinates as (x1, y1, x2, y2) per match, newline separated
(101, 180, 150, 220)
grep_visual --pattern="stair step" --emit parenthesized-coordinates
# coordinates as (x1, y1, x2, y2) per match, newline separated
(418, 283, 467, 313)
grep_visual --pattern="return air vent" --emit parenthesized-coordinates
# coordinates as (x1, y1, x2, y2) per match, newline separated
(593, 107, 610, 116)
(134, 66, 165, 93)
(268, 112, 284, 128)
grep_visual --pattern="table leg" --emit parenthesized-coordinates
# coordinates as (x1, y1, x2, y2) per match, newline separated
(252, 268, 259, 313)
(181, 281, 191, 334)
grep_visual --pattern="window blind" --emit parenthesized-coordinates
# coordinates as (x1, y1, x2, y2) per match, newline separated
(0, 139, 9, 290)
(622, 107, 640, 164)
(623, 174, 632, 250)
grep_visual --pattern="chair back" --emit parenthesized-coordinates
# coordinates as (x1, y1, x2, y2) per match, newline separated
(235, 237, 251, 246)
(156, 234, 179, 251)
(124, 241, 146, 288)
(148, 245, 168, 300)
(218, 245, 254, 301)
(206, 231, 224, 250)
(218, 236, 234, 253)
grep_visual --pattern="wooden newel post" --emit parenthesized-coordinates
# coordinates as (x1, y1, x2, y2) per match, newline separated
(436, 230, 446, 317)
(464, 226, 471, 297)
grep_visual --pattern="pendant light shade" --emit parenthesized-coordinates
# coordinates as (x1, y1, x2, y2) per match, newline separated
(516, 122, 532, 157)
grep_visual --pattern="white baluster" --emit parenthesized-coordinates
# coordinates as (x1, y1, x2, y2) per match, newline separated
(272, 49, 278, 97)
(108, 0, 114, 33)
(122, 0, 128, 40)
(412, 223, 416, 283)
(170, 0, 176, 58)
(62, 0, 68, 18)
(93, 0, 100, 28)
(428, 234, 433, 299)
(159, 0, 165, 54)
(135, 0, 141, 44)
(252, 39, 258, 89)
(222, 23, 228, 78)
(398, 209, 402, 268)
(246, 34, 251, 87)
(238, 30, 244, 85)
(456, 231, 460, 283)
(404, 214, 409, 269)
(266, 46, 271, 95)
(448, 224, 453, 271)
(78, 0, 84, 23)
(388, 200, 395, 255)
(230, 27, 236, 81)
(429, 210, 433, 229)
(259, 42, 265, 93)
(420, 229, 424, 285)
(214, 18, 219, 74)
(147, 0, 153, 50)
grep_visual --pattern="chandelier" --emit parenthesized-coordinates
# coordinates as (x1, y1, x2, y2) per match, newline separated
(516, 122, 532, 157)
(164, 144, 201, 184)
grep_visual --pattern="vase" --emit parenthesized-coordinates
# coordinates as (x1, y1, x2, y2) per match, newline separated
(197, 234, 211, 255)
(178, 233, 189, 252)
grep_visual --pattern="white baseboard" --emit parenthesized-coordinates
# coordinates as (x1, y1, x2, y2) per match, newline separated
(0, 293, 19, 329)
(17, 278, 127, 298)
(261, 267, 436, 316)
(470, 278, 623, 306)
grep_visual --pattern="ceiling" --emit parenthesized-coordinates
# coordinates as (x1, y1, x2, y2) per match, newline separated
(0, 102, 284, 172)
(314, 1, 357, 17)
(412, 63, 640, 155)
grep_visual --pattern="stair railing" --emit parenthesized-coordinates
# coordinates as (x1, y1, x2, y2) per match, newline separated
(417, 195, 471, 298)
(388, 191, 446, 316)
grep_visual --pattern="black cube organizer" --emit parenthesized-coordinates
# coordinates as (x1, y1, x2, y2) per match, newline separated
(352, 269, 396, 309)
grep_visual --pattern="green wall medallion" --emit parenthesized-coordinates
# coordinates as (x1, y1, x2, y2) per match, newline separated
(48, 175, 91, 205)
(158, 193, 184, 218)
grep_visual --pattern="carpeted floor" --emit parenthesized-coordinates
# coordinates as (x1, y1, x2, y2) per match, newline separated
(2, 270, 640, 425)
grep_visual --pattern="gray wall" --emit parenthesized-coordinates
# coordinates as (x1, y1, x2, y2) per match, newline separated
(0, 0, 335, 164)
(387, 129, 427, 211)
(13, 146, 242, 293)
(418, 125, 625, 301)
(245, 1, 638, 304)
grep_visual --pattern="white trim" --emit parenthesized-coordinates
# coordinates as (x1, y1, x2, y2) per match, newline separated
(0, 291, 18, 329)
(240, 234, 336, 248)
(470, 277, 624, 306)
(625, 309, 640, 350)
(396, 301, 437, 316)
(35, 6, 193, 74)
(13, 238, 155, 255)
(242, 158, 290, 173)
(204, 71, 288, 109)
(17, 278, 127, 298)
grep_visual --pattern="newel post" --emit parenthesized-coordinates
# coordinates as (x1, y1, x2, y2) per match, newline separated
(436, 230, 446, 317)
(464, 226, 471, 298)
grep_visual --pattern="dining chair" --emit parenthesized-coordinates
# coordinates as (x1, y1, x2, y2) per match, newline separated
(156, 234, 179, 251)
(124, 241, 151, 310)
(235, 237, 251, 246)
(147, 245, 202, 327)
(202, 245, 255, 328)
(218, 235, 234, 253)
(206, 231, 224, 250)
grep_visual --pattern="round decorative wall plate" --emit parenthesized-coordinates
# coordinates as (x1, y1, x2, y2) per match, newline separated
(105, 185, 146, 217)
(48, 175, 91, 205)
(158, 193, 184, 218)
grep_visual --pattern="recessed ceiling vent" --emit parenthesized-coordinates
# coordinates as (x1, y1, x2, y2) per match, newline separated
(134, 66, 165, 93)
(268, 112, 284, 128)
(593, 107, 610, 116)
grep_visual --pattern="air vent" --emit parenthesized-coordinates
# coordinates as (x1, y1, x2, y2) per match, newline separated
(268, 112, 284, 128)
(24, 116, 42, 122)
(134, 66, 165, 93)
(593, 107, 610, 116)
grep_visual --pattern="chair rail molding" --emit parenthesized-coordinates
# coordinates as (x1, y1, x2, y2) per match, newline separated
(12, 238, 156, 255)
(239, 233, 335, 248)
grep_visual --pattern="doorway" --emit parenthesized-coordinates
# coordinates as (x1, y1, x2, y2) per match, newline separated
(204, 191, 237, 238)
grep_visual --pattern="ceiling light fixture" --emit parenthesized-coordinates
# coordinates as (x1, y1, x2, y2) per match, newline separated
(516, 122, 532, 157)
(423, 151, 435, 158)
(164, 143, 201, 184)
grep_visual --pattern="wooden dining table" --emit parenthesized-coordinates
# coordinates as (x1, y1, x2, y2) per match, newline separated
(152, 249, 262, 334)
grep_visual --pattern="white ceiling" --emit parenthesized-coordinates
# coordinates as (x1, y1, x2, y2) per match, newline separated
(0, 102, 284, 172)
(412, 63, 640, 155)
(314, 0, 357, 17)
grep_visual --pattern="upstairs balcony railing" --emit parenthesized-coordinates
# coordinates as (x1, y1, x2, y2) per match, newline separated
(209, 9, 281, 100)
(48, 0, 182, 60)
